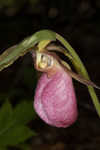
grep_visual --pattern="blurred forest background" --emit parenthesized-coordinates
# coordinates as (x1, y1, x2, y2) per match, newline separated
(0, 0, 100, 150)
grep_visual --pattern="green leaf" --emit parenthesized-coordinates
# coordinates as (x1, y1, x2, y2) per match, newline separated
(0, 101, 35, 146)
(0, 30, 56, 71)
(0, 126, 34, 146)
(56, 33, 100, 117)
(0, 101, 12, 130)
(13, 101, 36, 125)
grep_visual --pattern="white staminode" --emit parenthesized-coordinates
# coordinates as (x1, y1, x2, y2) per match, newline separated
(36, 52, 54, 69)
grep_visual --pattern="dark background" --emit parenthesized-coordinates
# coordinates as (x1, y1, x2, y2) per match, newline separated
(0, 0, 100, 149)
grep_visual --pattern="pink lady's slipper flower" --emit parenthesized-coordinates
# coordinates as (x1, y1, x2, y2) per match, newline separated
(33, 51, 78, 128)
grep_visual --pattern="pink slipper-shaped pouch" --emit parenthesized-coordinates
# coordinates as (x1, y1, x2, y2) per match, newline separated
(34, 65, 78, 128)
